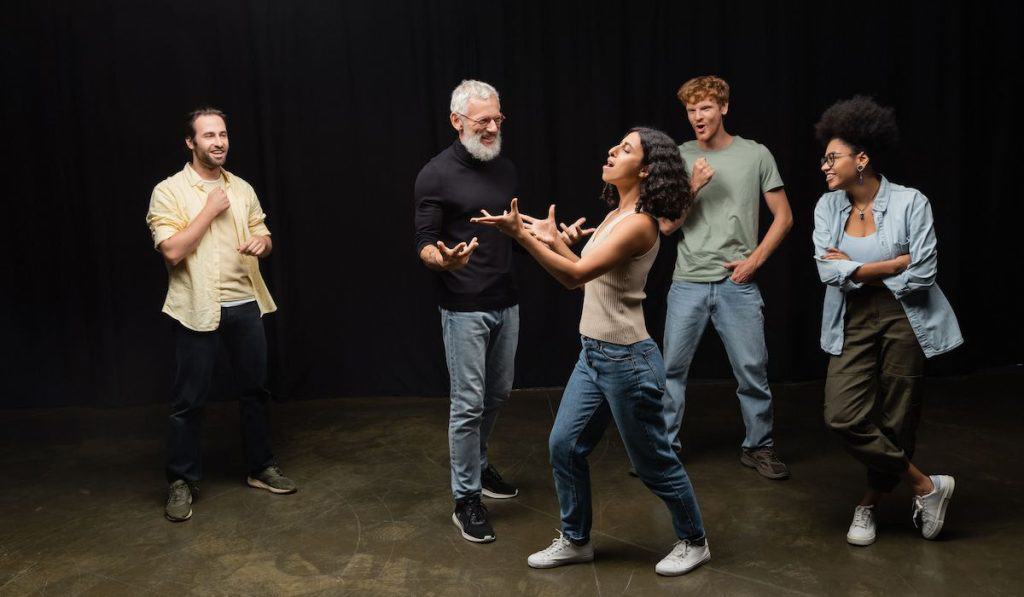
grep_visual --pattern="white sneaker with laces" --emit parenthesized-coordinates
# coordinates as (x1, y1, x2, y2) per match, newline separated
(846, 505, 876, 546)
(527, 532, 594, 569)
(655, 539, 710, 576)
(913, 474, 955, 539)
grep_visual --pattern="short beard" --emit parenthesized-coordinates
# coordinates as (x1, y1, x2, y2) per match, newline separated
(194, 145, 226, 170)
(461, 130, 501, 161)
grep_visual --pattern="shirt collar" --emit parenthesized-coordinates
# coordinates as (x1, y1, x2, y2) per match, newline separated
(841, 175, 891, 214)
(184, 163, 233, 188)
(873, 176, 891, 212)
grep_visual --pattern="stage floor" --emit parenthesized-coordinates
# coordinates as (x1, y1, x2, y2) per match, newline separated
(1, 367, 1021, 596)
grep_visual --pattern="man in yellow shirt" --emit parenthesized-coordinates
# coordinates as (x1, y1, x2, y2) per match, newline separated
(146, 107, 295, 523)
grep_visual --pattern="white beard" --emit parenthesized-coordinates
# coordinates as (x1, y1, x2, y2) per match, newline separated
(461, 130, 502, 161)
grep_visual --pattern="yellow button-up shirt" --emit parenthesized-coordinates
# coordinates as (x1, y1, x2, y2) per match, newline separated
(146, 164, 278, 331)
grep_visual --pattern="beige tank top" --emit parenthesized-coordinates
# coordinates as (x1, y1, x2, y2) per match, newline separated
(578, 210, 660, 345)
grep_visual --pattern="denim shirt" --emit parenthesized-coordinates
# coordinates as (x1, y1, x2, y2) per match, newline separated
(812, 177, 963, 358)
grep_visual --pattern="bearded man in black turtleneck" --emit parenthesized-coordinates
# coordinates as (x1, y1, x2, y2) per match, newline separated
(413, 79, 521, 544)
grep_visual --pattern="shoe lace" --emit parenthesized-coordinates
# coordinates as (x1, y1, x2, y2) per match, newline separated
(485, 466, 503, 482)
(852, 507, 872, 529)
(757, 446, 781, 463)
(169, 482, 190, 501)
(669, 540, 692, 559)
(467, 497, 489, 525)
(911, 495, 926, 528)
(541, 532, 573, 555)
(264, 466, 283, 478)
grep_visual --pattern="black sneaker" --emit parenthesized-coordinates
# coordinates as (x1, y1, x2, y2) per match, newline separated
(452, 495, 495, 543)
(165, 479, 194, 522)
(481, 465, 518, 499)
(740, 446, 790, 480)
(246, 465, 298, 494)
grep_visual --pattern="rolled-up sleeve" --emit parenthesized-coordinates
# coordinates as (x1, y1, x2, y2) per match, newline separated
(812, 197, 863, 292)
(146, 185, 187, 249)
(414, 166, 443, 254)
(247, 191, 272, 237)
(885, 191, 937, 299)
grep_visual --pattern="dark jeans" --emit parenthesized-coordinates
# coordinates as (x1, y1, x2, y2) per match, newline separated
(824, 286, 925, 493)
(166, 302, 276, 484)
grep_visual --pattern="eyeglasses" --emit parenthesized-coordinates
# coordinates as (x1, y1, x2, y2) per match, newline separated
(456, 112, 507, 128)
(820, 152, 856, 168)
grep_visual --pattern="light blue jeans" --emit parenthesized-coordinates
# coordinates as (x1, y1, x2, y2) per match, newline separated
(441, 305, 519, 500)
(550, 336, 705, 543)
(662, 279, 775, 451)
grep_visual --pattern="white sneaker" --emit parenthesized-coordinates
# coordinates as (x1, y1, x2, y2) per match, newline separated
(846, 505, 876, 546)
(655, 539, 710, 576)
(913, 474, 955, 539)
(527, 532, 594, 569)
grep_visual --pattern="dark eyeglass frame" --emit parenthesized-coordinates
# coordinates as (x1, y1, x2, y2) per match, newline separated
(819, 152, 857, 168)
(455, 112, 507, 128)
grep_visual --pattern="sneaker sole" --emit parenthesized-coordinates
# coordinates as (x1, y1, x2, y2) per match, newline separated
(482, 488, 518, 499)
(165, 508, 192, 522)
(527, 553, 595, 569)
(922, 476, 955, 540)
(739, 453, 790, 480)
(846, 533, 876, 546)
(246, 477, 297, 495)
(451, 513, 495, 543)
(655, 550, 711, 576)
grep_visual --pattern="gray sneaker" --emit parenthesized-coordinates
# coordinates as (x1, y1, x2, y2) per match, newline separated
(246, 465, 297, 494)
(165, 479, 194, 522)
(741, 446, 790, 480)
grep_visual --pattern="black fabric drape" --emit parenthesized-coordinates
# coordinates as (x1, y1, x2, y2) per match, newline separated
(2, 0, 1020, 408)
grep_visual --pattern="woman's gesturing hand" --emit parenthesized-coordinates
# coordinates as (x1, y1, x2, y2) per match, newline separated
(471, 198, 527, 239)
(521, 204, 562, 247)
(522, 204, 596, 249)
(558, 217, 596, 247)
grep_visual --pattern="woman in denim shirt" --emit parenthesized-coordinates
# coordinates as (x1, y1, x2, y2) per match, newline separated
(812, 97, 963, 547)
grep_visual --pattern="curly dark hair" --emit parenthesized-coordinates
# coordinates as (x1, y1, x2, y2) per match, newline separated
(601, 127, 692, 220)
(814, 96, 900, 172)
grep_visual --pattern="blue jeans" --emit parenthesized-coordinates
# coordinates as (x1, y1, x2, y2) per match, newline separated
(550, 336, 705, 543)
(441, 305, 519, 500)
(663, 279, 774, 451)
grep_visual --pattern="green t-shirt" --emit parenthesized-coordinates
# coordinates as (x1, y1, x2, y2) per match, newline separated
(674, 136, 784, 282)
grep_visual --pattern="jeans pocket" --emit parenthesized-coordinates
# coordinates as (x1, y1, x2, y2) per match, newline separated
(597, 342, 633, 362)
(640, 345, 666, 392)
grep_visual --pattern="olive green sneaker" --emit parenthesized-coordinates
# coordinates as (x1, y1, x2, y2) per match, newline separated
(165, 479, 194, 522)
(246, 465, 297, 494)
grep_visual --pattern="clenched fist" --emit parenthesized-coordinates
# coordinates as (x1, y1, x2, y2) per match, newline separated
(691, 157, 715, 194)
(204, 187, 231, 216)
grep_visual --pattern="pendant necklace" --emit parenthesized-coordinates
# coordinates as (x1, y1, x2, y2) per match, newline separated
(853, 184, 880, 221)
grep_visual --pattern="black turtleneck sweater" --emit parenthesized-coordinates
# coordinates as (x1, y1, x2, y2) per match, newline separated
(414, 140, 518, 311)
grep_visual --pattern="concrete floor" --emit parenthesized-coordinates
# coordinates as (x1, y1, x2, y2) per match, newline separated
(1, 367, 1021, 596)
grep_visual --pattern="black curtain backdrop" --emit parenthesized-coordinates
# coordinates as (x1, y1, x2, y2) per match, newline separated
(2, 1, 1021, 408)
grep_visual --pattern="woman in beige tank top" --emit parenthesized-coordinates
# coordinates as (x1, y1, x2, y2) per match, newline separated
(472, 128, 712, 577)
